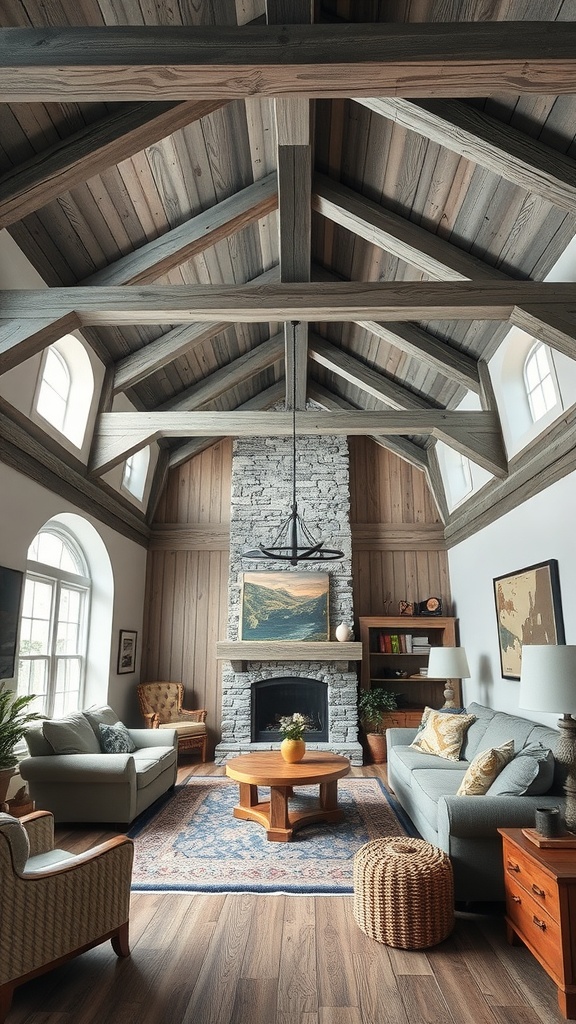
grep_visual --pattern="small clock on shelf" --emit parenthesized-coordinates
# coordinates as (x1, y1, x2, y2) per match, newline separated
(416, 597, 443, 616)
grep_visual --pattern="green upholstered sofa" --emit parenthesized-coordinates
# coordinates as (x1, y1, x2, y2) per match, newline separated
(387, 701, 564, 902)
(19, 704, 177, 825)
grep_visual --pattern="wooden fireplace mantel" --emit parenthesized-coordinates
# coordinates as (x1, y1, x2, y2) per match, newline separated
(216, 641, 363, 672)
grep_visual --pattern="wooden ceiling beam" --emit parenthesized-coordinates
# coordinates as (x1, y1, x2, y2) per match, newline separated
(167, 381, 286, 468)
(90, 408, 507, 476)
(1, 24, 575, 100)
(0, 176, 278, 374)
(356, 97, 576, 216)
(159, 332, 285, 412)
(308, 334, 436, 411)
(355, 320, 480, 393)
(0, 100, 226, 230)
(308, 381, 428, 470)
(2, 282, 573, 324)
(113, 265, 280, 392)
(313, 173, 503, 282)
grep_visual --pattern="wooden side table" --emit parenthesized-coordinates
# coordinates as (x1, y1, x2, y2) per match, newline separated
(499, 828, 576, 1019)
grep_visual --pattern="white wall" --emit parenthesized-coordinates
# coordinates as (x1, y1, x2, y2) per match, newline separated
(0, 462, 147, 726)
(448, 470, 576, 728)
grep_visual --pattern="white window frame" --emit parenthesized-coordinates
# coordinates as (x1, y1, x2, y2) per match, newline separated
(17, 527, 91, 719)
(523, 341, 558, 423)
(121, 447, 151, 502)
(33, 334, 95, 450)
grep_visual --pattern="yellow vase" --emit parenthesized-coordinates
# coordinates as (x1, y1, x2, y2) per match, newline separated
(280, 738, 306, 763)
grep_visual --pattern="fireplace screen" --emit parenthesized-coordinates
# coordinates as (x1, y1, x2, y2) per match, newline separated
(251, 677, 328, 743)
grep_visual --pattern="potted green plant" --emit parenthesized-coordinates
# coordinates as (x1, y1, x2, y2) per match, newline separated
(358, 688, 399, 764)
(0, 683, 41, 804)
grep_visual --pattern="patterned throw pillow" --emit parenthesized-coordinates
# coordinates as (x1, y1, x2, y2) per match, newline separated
(410, 709, 476, 761)
(99, 721, 136, 754)
(457, 740, 515, 796)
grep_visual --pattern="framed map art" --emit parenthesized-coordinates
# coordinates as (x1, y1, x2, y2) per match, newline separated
(493, 559, 565, 680)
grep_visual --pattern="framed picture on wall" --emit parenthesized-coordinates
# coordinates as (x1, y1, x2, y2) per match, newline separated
(493, 559, 565, 680)
(240, 571, 329, 642)
(117, 629, 138, 674)
(0, 566, 24, 680)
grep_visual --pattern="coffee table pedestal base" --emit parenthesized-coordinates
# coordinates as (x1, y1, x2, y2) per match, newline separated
(234, 779, 343, 842)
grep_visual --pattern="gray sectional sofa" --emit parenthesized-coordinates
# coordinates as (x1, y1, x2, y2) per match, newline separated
(387, 701, 564, 902)
(19, 704, 178, 825)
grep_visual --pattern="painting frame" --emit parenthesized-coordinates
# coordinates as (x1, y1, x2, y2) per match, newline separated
(117, 629, 138, 674)
(493, 559, 565, 680)
(240, 571, 330, 642)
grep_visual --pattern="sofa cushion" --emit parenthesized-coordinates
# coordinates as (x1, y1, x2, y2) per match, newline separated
(43, 713, 101, 755)
(83, 704, 120, 740)
(456, 740, 515, 796)
(24, 726, 53, 756)
(475, 712, 534, 758)
(132, 746, 176, 788)
(410, 770, 465, 832)
(487, 743, 555, 796)
(460, 703, 496, 761)
(411, 709, 476, 760)
(99, 721, 136, 754)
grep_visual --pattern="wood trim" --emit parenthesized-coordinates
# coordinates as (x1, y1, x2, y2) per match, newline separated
(351, 523, 446, 551)
(149, 524, 230, 551)
(216, 641, 363, 672)
(1, 24, 575, 100)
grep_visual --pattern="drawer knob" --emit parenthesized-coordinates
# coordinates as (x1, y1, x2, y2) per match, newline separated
(531, 884, 545, 898)
(512, 895, 521, 904)
(533, 916, 547, 931)
(507, 861, 520, 873)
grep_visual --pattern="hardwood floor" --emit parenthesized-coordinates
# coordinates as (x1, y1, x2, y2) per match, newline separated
(6, 765, 565, 1024)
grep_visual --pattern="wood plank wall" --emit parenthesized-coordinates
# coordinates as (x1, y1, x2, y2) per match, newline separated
(142, 436, 450, 754)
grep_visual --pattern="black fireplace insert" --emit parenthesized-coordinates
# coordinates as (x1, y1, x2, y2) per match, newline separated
(251, 677, 328, 742)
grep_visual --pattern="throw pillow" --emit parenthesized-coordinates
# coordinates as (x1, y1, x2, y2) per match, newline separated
(83, 704, 120, 741)
(456, 740, 515, 796)
(487, 743, 555, 796)
(43, 712, 101, 755)
(410, 709, 476, 761)
(99, 721, 136, 754)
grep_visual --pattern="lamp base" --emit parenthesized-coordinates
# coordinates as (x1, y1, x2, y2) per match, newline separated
(442, 681, 457, 710)
(556, 714, 576, 833)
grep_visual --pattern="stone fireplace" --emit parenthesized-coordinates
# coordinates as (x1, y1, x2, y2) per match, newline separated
(215, 420, 363, 765)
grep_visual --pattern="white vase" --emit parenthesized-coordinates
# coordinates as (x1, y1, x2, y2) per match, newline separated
(335, 622, 353, 642)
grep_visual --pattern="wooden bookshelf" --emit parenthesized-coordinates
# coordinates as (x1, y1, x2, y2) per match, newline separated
(358, 616, 460, 711)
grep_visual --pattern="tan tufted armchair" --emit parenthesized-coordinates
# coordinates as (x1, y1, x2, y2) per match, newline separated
(137, 682, 208, 761)
(0, 810, 133, 1022)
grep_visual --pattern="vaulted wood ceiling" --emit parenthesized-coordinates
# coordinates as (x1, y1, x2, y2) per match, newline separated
(1, 1, 576, 547)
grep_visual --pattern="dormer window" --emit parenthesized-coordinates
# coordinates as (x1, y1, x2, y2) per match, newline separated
(122, 448, 150, 502)
(34, 335, 95, 448)
(524, 342, 557, 423)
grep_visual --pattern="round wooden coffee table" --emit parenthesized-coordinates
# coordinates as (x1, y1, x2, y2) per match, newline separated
(225, 751, 351, 842)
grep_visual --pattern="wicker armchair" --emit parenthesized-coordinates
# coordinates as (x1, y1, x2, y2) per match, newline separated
(137, 682, 208, 761)
(0, 810, 133, 1022)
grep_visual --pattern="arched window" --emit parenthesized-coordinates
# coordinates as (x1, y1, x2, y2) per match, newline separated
(524, 342, 557, 423)
(35, 334, 95, 448)
(443, 447, 473, 509)
(36, 348, 70, 432)
(17, 526, 91, 718)
(122, 447, 150, 502)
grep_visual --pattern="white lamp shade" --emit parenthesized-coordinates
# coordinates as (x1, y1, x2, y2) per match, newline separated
(519, 645, 576, 715)
(427, 646, 470, 679)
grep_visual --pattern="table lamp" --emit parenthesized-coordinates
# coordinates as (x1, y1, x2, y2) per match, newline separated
(519, 644, 576, 833)
(427, 646, 470, 709)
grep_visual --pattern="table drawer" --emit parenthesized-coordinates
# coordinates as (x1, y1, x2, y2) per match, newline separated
(502, 840, 560, 922)
(506, 877, 564, 981)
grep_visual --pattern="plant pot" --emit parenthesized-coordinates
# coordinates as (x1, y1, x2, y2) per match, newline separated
(364, 732, 387, 765)
(0, 766, 17, 805)
(280, 738, 306, 763)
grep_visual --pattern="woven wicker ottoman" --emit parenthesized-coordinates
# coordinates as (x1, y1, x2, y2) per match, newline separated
(353, 836, 454, 949)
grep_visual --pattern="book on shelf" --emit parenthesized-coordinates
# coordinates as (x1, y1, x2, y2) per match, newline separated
(378, 632, 393, 654)
(390, 634, 401, 654)
(405, 634, 413, 653)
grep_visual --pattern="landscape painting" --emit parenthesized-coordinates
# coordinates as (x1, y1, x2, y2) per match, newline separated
(240, 572, 329, 642)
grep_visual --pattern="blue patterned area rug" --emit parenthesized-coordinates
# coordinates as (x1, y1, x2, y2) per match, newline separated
(128, 776, 416, 895)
